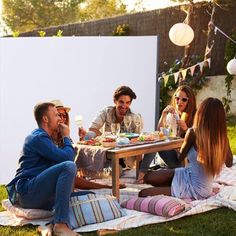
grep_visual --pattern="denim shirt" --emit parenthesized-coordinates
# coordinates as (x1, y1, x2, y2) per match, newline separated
(6, 128, 75, 204)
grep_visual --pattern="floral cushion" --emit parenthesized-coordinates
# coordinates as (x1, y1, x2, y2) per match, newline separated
(1, 199, 53, 219)
(121, 195, 186, 217)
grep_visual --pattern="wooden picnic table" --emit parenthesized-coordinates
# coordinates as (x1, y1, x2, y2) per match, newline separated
(106, 138, 184, 200)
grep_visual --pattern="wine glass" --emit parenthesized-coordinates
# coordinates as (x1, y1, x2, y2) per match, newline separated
(75, 115, 83, 141)
(133, 113, 142, 134)
(111, 123, 120, 137)
(123, 115, 132, 133)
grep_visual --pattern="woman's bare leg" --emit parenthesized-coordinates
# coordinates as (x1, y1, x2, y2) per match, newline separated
(144, 169, 175, 186)
(139, 169, 174, 197)
(74, 176, 126, 189)
(139, 186, 171, 197)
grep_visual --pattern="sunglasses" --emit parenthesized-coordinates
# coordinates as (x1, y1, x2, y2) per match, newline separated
(175, 96, 189, 103)
(58, 113, 67, 119)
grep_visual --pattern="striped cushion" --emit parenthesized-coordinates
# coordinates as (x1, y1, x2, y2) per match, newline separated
(121, 195, 185, 217)
(69, 194, 126, 228)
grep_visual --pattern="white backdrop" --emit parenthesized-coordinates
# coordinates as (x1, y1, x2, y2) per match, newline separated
(0, 36, 158, 184)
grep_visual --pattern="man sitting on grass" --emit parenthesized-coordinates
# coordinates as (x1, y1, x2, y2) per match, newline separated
(6, 102, 81, 236)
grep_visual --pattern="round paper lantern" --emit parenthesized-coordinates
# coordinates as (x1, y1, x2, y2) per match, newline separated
(227, 58, 236, 75)
(169, 23, 194, 46)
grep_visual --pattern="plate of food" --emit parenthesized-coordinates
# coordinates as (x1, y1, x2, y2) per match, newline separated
(77, 139, 101, 146)
(101, 137, 117, 148)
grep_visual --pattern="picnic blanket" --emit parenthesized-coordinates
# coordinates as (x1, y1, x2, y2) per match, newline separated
(1, 158, 236, 233)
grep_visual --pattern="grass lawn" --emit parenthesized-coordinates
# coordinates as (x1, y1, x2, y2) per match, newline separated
(227, 115, 236, 154)
(0, 120, 235, 236)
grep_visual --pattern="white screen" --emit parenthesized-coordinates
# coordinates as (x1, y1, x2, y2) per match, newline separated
(0, 36, 158, 184)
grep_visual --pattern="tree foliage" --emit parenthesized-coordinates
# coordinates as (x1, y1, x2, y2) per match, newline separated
(2, 0, 127, 33)
(80, 0, 126, 22)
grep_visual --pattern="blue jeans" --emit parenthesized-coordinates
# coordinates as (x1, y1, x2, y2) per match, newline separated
(139, 150, 181, 173)
(16, 161, 77, 228)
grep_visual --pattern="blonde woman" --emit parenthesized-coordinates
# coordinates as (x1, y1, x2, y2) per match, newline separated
(139, 98, 233, 200)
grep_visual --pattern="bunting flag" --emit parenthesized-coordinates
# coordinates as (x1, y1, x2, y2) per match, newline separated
(207, 58, 211, 68)
(181, 69, 188, 80)
(190, 65, 195, 76)
(161, 58, 211, 86)
(163, 75, 169, 87)
(198, 61, 204, 72)
(174, 72, 179, 84)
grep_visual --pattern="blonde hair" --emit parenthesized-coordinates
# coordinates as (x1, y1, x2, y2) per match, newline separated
(194, 98, 227, 176)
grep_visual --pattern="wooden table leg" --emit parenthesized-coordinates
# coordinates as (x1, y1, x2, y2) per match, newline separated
(112, 157, 120, 201)
(135, 155, 142, 179)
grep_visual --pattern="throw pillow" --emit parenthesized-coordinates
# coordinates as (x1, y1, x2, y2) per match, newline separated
(121, 195, 186, 217)
(1, 199, 53, 219)
(69, 193, 126, 228)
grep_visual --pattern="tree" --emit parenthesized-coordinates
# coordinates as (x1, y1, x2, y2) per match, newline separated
(2, 0, 127, 33)
(79, 0, 126, 22)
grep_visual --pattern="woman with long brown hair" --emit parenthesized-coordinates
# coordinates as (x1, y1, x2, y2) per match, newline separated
(137, 85, 197, 183)
(158, 85, 196, 138)
(139, 97, 233, 199)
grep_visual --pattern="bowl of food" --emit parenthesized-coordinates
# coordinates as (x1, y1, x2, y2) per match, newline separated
(101, 137, 117, 148)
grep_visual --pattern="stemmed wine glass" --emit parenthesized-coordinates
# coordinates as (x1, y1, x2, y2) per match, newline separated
(132, 113, 142, 134)
(75, 115, 83, 141)
(111, 123, 120, 137)
(123, 115, 132, 133)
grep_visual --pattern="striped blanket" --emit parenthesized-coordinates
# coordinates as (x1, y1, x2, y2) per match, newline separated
(0, 158, 236, 233)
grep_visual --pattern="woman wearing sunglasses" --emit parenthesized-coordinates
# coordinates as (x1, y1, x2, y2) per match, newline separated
(139, 98, 233, 199)
(136, 85, 196, 183)
(158, 85, 196, 138)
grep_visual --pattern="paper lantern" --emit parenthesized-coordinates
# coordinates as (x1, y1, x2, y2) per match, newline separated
(169, 23, 194, 46)
(227, 58, 236, 75)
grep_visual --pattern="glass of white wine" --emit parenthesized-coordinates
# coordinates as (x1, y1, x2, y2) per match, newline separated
(133, 113, 142, 133)
(123, 115, 132, 133)
(111, 123, 120, 137)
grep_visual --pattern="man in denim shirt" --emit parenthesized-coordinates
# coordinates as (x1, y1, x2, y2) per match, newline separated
(6, 102, 80, 236)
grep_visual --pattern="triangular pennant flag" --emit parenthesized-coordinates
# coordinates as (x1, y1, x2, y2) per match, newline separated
(207, 58, 211, 68)
(198, 61, 204, 72)
(204, 45, 211, 58)
(181, 69, 188, 80)
(174, 72, 179, 84)
(190, 65, 196, 76)
(163, 75, 169, 87)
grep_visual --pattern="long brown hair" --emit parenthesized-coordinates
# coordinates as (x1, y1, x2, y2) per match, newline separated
(194, 97, 227, 176)
(171, 85, 196, 136)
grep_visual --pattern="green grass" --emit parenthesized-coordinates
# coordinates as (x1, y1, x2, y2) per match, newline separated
(0, 119, 235, 235)
(227, 115, 236, 154)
